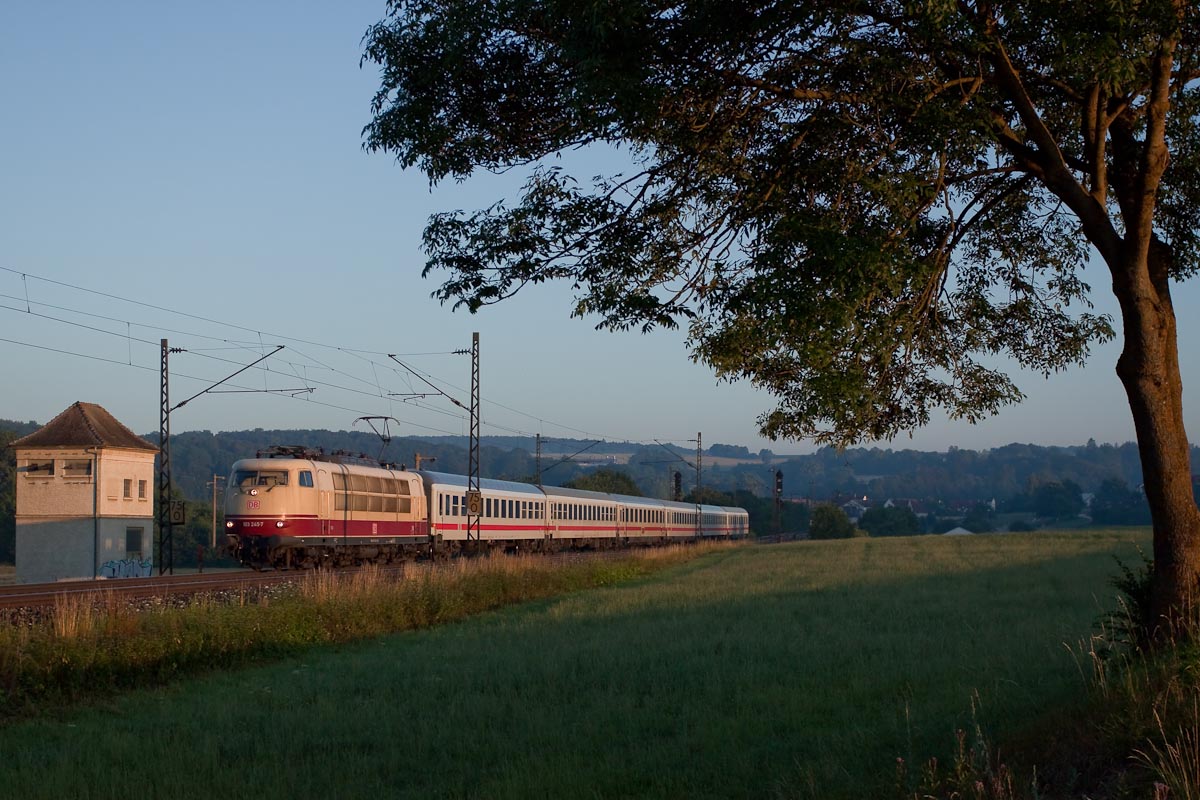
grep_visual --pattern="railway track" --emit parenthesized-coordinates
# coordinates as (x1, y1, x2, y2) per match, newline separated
(0, 546, 658, 614)
(0, 570, 272, 610)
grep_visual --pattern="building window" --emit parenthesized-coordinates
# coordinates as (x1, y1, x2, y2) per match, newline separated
(126, 528, 144, 560)
(63, 460, 92, 478)
(24, 460, 54, 477)
(138, 480, 147, 499)
(123, 479, 132, 499)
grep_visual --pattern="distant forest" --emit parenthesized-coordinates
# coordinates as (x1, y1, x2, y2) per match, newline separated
(2, 417, 1190, 504)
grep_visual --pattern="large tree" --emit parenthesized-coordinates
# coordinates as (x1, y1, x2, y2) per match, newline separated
(363, 1, 1200, 626)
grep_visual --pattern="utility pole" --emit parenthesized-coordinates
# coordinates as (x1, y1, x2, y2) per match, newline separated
(697, 431, 702, 537)
(466, 332, 481, 542)
(159, 339, 285, 575)
(207, 474, 225, 549)
(774, 469, 783, 537)
(158, 339, 175, 575)
(535, 433, 543, 488)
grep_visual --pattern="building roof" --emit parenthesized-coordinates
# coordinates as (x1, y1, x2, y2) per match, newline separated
(10, 402, 158, 452)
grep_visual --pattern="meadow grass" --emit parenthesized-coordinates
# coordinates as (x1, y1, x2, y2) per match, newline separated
(0, 546, 709, 717)
(0, 531, 1147, 799)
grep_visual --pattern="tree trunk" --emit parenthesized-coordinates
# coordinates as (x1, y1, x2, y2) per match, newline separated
(1113, 245, 1200, 635)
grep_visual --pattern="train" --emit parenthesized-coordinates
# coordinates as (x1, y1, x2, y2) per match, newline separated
(223, 446, 750, 569)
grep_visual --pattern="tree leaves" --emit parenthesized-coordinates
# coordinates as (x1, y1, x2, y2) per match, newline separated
(362, 0, 1195, 446)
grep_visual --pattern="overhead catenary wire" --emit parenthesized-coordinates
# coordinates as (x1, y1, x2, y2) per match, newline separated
(0, 264, 696, 447)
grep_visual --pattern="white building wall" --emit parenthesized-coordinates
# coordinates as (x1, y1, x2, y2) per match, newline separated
(14, 447, 156, 583)
(15, 518, 153, 583)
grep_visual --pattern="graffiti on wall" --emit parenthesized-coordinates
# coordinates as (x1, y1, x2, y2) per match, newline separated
(99, 558, 153, 578)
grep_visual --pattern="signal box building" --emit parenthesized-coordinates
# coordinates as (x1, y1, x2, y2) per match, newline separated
(11, 402, 158, 583)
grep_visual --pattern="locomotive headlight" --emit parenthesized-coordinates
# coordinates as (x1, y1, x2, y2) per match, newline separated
(249, 489, 258, 496)
(225, 521, 234, 529)
(276, 521, 285, 528)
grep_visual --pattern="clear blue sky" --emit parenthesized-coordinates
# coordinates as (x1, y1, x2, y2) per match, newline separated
(2, 1, 1197, 456)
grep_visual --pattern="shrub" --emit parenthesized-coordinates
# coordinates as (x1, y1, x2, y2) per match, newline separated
(809, 504, 859, 539)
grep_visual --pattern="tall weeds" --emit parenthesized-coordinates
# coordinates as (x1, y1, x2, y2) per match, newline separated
(1135, 701, 1200, 800)
(0, 543, 731, 720)
(51, 592, 96, 639)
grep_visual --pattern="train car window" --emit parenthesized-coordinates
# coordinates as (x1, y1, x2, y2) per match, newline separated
(396, 479, 409, 495)
(260, 471, 288, 487)
(299, 471, 314, 487)
(485, 498, 493, 517)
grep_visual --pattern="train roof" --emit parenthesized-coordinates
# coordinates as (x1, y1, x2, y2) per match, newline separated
(608, 493, 672, 508)
(416, 470, 546, 497)
(231, 456, 416, 476)
(539, 484, 619, 503)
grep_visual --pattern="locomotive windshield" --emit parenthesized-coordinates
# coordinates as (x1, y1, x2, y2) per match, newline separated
(234, 469, 289, 489)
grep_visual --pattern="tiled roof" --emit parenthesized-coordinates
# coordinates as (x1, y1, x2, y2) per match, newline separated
(10, 402, 158, 452)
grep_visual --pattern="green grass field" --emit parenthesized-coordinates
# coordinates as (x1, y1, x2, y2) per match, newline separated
(0, 531, 1148, 799)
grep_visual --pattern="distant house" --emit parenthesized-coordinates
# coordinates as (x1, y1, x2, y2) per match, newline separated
(841, 499, 867, 521)
(11, 402, 158, 583)
(884, 498, 930, 517)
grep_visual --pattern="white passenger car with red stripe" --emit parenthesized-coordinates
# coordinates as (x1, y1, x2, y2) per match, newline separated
(424, 472, 548, 543)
